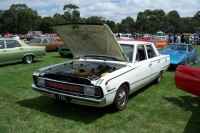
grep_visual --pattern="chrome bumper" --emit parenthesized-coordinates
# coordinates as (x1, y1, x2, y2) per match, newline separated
(32, 84, 106, 107)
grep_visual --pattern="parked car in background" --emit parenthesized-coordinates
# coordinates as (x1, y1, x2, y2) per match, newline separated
(18, 34, 27, 40)
(28, 37, 64, 52)
(175, 65, 200, 97)
(142, 34, 151, 39)
(120, 34, 134, 38)
(52, 35, 62, 41)
(27, 34, 43, 41)
(10, 35, 20, 39)
(156, 36, 167, 40)
(0, 38, 46, 66)
(57, 45, 72, 57)
(32, 23, 170, 111)
(159, 43, 198, 66)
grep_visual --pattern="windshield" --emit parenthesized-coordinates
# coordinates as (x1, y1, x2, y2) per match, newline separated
(164, 44, 187, 51)
(30, 38, 42, 43)
(120, 43, 134, 62)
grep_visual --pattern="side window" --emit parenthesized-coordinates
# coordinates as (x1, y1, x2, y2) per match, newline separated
(0, 40, 5, 49)
(48, 39, 56, 42)
(6, 40, 21, 48)
(188, 45, 193, 52)
(136, 45, 147, 62)
(146, 45, 156, 59)
(42, 39, 48, 43)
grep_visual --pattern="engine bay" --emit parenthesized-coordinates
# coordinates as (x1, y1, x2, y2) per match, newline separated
(42, 61, 126, 83)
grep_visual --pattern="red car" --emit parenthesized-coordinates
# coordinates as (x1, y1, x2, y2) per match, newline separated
(174, 65, 200, 96)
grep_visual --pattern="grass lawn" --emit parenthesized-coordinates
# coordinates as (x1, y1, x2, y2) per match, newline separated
(0, 46, 200, 133)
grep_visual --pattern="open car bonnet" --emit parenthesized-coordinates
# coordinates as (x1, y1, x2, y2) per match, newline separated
(50, 23, 128, 62)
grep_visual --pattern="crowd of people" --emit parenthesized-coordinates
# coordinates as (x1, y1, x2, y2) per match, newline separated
(167, 33, 200, 45)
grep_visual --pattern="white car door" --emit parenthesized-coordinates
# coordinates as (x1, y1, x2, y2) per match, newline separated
(146, 44, 161, 81)
(132, 44, 151, 90)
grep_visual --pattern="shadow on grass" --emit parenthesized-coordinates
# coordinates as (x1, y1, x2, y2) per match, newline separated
(163, 96, 200, 133)
(16, 96, 114, 124)
(0, 60, 43, 67)
(128, 82, 152, 100)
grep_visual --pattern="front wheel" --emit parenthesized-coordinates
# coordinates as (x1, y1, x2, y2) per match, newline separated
(59, 53, 67, 57)
(23, 55, 33, 64)
(111, 84, 129, 112)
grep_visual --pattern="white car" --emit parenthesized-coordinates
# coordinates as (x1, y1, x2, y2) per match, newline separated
(32, 23, 170, 111)
(156, 36, 167, 40)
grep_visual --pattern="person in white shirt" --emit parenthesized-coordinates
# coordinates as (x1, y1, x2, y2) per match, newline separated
(176, 34, 181, 43)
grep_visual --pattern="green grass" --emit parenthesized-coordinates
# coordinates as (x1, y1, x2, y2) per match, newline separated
(1, 47, 200, 133)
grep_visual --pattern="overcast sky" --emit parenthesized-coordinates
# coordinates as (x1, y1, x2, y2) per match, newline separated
(0, 0, 199, 23)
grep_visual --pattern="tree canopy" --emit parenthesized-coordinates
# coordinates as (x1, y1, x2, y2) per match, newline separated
(0, 3, 199, 34)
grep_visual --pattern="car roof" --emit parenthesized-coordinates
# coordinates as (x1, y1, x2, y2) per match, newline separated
(0, 38, 18, 40)
(118, 40, 154, 45)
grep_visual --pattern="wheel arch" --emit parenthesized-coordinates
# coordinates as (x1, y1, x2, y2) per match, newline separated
(22, 53, 35, 61)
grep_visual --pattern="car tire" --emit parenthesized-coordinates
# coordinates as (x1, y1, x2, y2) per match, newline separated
(111, 84, 129, 112)
(57, 46, 61, 51)
(59, 53, 65, 57)
(154, 71, 162, 84)
(23, 55, 33, 64)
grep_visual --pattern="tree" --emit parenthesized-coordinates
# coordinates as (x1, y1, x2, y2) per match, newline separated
(0, 10, 3, 31)
(39, 17, 54, 33)
(136, 9, 167, 34)
(53, 13, 67, 24)
(166, 10, 182, 33)
(106, 20, 117, 33)
(86, 16, 106, 23)
(63, 4, 80, 23)
(1, 4, 41, 34)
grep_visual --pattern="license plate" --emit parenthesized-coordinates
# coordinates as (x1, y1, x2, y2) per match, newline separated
(56, 94, 71, 102)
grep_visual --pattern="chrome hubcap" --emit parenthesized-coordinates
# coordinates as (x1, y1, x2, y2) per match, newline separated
(118, 88, 126, 107)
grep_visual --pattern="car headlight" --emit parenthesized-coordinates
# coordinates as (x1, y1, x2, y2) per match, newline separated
(37, 78, 45, 86)
(84, 86, 95, 96)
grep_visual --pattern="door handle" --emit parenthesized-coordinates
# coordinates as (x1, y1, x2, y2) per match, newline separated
(148, 63, 152, 67)
(157, 59, 160, 63)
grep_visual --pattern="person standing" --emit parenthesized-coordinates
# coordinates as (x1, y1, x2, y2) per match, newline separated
(173, 33, 177, 43)
(176, 34, 181, 43)
(167, 34, 173, 44)
(180, 34, 185, 43)
(194, 35, 198, 45)
(152, 35, 157, 46)
(185, 35, 189, 44)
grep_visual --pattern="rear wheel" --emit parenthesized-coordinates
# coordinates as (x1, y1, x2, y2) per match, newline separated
(23, 55, 33, 64)
(111, 84, 128, 112)
(154, 71, 162, 84)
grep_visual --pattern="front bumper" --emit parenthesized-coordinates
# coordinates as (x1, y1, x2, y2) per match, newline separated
(32, 84, 107, 107)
